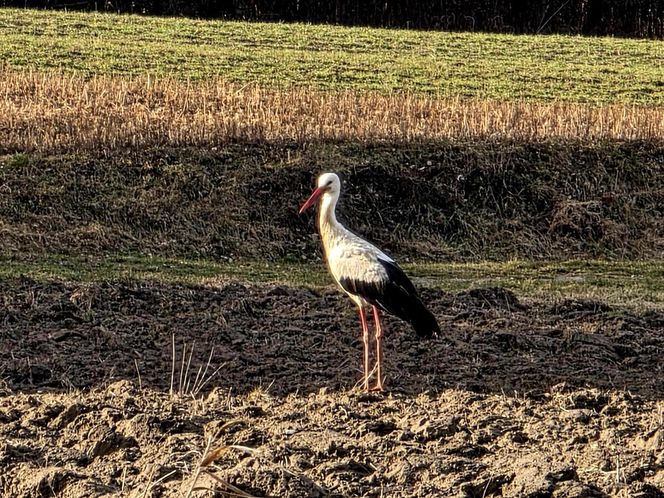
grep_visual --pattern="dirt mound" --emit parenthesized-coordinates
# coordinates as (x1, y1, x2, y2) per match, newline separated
(457, 287, 524, 311)
(1, 379, 663, 497)
(1, 278, 664, 496)
(1, 140, 662, 261)
(2, 278, 662, 397)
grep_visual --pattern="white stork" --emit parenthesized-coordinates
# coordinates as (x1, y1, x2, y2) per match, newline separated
(299, 172, 440, 391)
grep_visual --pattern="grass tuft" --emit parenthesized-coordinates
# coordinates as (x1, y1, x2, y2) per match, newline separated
(170, 334, 225, 400)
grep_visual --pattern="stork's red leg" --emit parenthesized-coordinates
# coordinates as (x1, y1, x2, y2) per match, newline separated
(359, 306, 370, 391)
(372, 305, 384, 391)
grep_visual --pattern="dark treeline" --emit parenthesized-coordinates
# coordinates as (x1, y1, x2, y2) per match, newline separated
(4, 0, 663, 38)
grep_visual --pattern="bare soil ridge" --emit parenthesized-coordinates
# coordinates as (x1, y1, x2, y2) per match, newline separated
(2, 278, 663, 397)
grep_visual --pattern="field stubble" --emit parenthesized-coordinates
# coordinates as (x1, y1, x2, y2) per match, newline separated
(1, 69, 663, 154)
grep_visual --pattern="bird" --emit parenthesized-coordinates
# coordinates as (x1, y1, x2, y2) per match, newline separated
(299, 172, 440, 392)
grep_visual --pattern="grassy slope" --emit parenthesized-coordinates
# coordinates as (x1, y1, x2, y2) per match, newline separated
(0, 8, 663, 104)
(2, 144, 662, 260)
(2, 255, 663, 311)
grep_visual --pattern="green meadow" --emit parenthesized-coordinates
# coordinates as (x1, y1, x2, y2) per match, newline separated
(0, 8, 662, 103)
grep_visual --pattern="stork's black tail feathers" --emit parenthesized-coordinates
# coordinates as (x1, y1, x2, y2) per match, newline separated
(377, 259, 441, 338)
(405, 297, 441, 338)
(339, 258, 441, 338)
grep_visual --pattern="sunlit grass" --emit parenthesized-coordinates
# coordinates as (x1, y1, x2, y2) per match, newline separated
(2, 254, 662, 311)
(2, 70, 661, 155)
(0, 8, 662, 104)
(411, 259, 664, 311)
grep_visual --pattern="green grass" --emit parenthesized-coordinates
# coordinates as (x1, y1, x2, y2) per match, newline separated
(1, 8, 663, 104)
(411, 260, 664, 311)
(2, 254, 662, 311)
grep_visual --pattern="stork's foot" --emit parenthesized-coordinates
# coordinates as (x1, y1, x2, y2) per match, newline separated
(369, 381, 384, 392)
(358, 377, 381, 392)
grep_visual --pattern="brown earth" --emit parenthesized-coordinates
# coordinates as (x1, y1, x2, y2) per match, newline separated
(1, 278, 663, 497)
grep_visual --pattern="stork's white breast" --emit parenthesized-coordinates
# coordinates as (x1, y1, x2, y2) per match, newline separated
(327, 238, 391, 286)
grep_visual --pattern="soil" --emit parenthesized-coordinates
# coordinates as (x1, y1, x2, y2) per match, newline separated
(1, 278, 663, 497)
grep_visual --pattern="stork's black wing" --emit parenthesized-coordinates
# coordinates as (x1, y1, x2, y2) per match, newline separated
(340, 258, 440, 338)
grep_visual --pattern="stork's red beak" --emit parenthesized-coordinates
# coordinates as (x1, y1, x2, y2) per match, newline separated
(299, 187, 324, 214)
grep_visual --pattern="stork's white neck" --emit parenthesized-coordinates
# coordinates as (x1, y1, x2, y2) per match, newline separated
(319, 191, 339, 226)
(318, 190, 345, 252)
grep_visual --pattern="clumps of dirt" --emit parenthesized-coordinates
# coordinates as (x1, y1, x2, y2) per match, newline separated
(1, 277, 663, 397)
(1, 382, 663, 497)
(1, 278, 663, 496)
(457, 287, 524, 311)
(550, 299, 612, 316)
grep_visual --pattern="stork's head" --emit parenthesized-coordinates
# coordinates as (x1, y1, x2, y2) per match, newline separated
(299, 172, 340, 214)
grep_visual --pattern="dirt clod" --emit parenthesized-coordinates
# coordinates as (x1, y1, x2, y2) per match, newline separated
(1, 278, 663, 496)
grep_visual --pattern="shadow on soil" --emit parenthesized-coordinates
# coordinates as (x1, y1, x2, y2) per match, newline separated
(2, 277, 662, 401)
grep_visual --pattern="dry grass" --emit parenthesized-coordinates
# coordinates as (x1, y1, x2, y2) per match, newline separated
(1, 69, 662, 153)
(169, 334, 225, 401)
